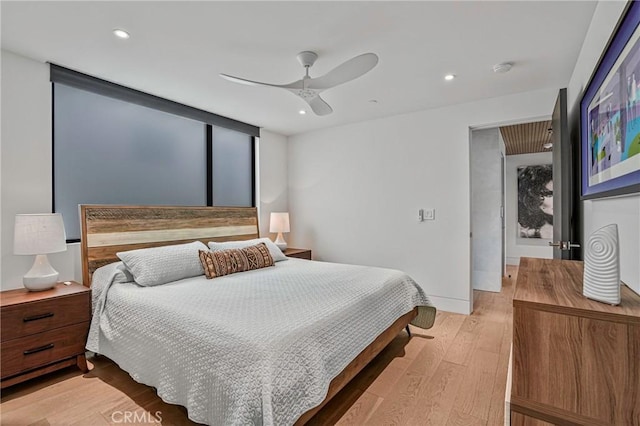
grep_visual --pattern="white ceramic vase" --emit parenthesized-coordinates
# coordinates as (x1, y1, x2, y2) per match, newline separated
(583, 224, 620, 305)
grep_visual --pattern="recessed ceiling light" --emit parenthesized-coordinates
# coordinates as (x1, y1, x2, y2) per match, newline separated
(299, 110, 306, 115)
(113, 29, 130, 39)
(444, 74, 455, 81)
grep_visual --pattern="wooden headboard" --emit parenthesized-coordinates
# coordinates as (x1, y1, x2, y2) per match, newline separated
(80, 205, 259, 286)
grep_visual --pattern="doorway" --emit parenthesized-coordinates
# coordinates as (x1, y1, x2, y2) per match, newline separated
(502, 120, 555, 266)
(470, 119, 558, 292)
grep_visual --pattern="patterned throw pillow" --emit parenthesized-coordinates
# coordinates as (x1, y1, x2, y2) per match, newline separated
(198, 243, 274, 279)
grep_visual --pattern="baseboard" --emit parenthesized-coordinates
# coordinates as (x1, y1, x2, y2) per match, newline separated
(428, 295, 472, 315)
(473, 284, 501, 293)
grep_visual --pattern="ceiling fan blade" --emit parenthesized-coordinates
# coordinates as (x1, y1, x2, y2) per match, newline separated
(307, 53, 378, 90)
(220, 74, 302, 89)
(306, 95, 333, 116)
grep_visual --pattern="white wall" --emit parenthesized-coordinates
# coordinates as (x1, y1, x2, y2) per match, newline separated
(258, 130, 289, 238)
(567, 1, 640, 295)
(0, 49, 289, 291)
(288, 87, 557, 314)
(505, 152, 554, 265)
(0, 50, 77, 291)
(470, 128, 503, 292)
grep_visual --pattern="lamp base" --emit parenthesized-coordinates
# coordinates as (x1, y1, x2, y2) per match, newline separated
(274, 232, 287, 251)
(23, 254, 59, 291)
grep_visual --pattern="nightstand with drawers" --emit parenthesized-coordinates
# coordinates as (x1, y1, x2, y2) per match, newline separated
(283, 248, 312, 260)
(0, 282, 91, 388)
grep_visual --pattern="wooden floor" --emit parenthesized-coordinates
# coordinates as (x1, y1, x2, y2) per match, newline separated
(0, 266, 517, 426)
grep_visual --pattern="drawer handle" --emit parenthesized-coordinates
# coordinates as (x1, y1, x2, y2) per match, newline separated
(23, 312, 54, 322)
(23, 343, 55, 355)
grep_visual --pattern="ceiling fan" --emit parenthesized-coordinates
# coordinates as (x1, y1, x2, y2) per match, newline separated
(220, 51, 379, 116)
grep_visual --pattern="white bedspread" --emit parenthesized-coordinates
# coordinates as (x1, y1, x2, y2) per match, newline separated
(87, 259, 433, 425)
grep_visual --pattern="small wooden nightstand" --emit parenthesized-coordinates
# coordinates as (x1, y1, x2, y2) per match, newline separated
(283, 248, 312, 260)
(0, 282, 91, 388)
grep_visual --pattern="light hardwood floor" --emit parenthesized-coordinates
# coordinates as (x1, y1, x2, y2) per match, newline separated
(0, 266, 517, 426)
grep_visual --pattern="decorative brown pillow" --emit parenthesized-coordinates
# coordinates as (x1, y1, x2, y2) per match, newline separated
(198, 242, 275, 279)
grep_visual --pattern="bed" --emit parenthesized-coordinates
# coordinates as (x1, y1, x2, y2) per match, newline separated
(81, 205, 436, 425)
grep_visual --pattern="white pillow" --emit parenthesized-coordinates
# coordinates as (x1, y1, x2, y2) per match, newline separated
(117, 241, 208, 286)
(207, 238, 287, 262)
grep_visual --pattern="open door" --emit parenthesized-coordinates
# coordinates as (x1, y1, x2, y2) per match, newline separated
(550, 88, 580, 259)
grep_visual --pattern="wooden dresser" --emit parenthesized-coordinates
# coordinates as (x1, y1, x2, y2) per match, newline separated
(0, 282, 91, 388)
(510, 257, 640, 425)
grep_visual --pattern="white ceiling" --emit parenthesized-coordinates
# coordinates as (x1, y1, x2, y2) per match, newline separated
(1, 1, 597, 136)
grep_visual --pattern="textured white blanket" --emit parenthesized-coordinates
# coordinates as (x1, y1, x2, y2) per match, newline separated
(87, 258, 433, 425)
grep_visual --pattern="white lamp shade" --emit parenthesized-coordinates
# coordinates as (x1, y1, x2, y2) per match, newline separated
(14, 213, 67, 255)
(269, 212, 290, 233)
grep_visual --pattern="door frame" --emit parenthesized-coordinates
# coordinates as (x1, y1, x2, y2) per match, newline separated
(469, 115, 551, 307)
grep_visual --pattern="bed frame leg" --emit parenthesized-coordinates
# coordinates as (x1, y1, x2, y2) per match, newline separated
(405, 325, 411, 337)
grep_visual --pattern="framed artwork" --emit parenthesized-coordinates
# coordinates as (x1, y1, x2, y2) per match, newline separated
(517, 165, 553, 240)
(581, 1, 640, 199)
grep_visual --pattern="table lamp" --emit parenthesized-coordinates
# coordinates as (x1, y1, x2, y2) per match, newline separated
(269, 212, 290, 251)
(14, 213, 67, 291)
